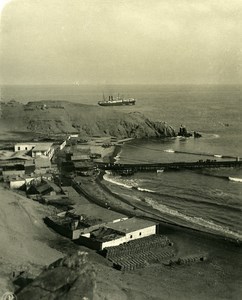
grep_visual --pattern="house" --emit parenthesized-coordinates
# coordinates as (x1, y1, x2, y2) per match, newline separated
(32, 143, 54, 159)
(14, 143, 36, 152)
(8, 174, 41, 189)
(45, 204, 128, 240)
(78, 217, 158, 250)
(27, 180, 61, 196)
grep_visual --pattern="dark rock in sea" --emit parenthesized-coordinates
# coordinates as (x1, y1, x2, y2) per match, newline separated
(194, 131, 202, 138)
(16, 251, 96, 300)
(0, 100, 176, 138)
(178, 124, 192, 137)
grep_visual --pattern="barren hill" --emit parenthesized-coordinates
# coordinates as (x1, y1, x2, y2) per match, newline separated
(0, 100, 175, 138)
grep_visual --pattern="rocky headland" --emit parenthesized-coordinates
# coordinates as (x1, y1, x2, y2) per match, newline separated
(0, 100, 175, 138)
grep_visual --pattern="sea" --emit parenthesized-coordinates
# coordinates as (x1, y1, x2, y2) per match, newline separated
(1, 84, 242, 241)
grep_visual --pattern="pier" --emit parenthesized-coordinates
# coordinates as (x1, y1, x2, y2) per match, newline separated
(97, 159, 242, 173)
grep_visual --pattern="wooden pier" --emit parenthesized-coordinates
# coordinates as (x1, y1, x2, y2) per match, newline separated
(97, 159, 242, 173)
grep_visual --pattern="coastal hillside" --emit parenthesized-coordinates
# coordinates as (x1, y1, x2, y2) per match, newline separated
(0, 100, 175, 138)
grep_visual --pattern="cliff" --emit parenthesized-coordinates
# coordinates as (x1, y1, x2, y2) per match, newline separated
(0, 100, 176, 138)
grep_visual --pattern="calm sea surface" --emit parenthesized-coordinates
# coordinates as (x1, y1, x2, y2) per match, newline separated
(1, 84, 242, 240)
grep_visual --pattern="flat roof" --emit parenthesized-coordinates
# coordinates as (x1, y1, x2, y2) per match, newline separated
(71, 204, 128, 224)
(33, 143, 53, 151)
(15, 143, 36, 146)
(106, 217, 157, 234)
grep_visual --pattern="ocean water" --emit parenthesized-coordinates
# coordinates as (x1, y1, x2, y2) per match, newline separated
(1, 84, 242, 240)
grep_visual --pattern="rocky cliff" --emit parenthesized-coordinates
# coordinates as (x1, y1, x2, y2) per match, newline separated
(0, 100, 176, 138)
(16, 252, 96, 300)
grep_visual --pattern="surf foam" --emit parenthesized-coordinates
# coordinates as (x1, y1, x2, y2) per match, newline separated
(145, 197, 242, 241)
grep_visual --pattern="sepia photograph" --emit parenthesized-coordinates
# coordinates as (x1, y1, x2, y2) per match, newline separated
(0, 0, 241, 299)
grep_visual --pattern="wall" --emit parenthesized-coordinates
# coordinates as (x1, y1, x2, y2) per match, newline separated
(14, 144, 35, 152)
(90, 145, 115, 158)
(77, 235, 102, 250)
(101, 225, 156, 250)
(10, 179, 25, 189)
(59, 140, 67, 150)
(3, 170, 25, 177)
(32, 147, 54, 159)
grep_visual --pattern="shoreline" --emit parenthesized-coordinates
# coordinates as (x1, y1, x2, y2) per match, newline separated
(99, 144, 242, 244)
(98, 171, 241, 245)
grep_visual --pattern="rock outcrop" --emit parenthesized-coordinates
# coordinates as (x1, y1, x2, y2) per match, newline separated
(16, 251, 96, 300)
(0, 100, 176, 138)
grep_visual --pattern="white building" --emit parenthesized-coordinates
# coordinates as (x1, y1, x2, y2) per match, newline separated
(14, 142, 54, 160)
(14, 143, 36, 152)
(79, 217, 158, 250)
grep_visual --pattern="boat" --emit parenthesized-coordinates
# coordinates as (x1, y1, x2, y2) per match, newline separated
(157, 169, 164, 173)
(98, 95, 136, 106)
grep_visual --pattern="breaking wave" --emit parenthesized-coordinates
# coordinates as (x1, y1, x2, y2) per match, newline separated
(229, 177, 242, 183)
(103, 171, 155, 193)
(145, 197, 242, 241)
(103, 171, 133, 189)
(136, 187, 155, 193)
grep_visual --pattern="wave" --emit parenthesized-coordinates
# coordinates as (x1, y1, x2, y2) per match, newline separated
(229, 177, 242, 183)
(202, 173, 242, 183)
(104, 172, 240, 212)
(103, 171, 136, 189)
(145, 197, 242, 241)
(149, 188, 241, 213)
(103, 172, 156, 193)
(164, 149, 175, 153)
(136, 187, 155, 193)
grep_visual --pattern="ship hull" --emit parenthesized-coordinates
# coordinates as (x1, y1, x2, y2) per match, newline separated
(98, 101, 135, 106)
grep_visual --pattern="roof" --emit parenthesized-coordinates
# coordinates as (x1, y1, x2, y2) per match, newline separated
(90, 227, 123, 242)
(32, 143, 53, 152)
(0, 150, 32, 161)
(71, 154, 90, 161)
(45, 180, 61, 193)
(31, 180, 61, 194)
(106, 217, 157, 234)
(71, 204, 128, 224)
(15, 143, 36, 146)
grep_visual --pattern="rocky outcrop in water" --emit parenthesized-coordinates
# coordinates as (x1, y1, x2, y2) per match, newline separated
(0, 100, 176, 138)
(16, 251, 96, 300)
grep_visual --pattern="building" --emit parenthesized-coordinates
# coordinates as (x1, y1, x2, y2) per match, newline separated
(79, 217, 158, 250)
(46, 205, 158, 251)
(32, 143, 54, 159)
(27, 179, 61, 196)
(14, 143, 36, 152)
(45, 204, 128, 240)
(14, 142, 54, 160)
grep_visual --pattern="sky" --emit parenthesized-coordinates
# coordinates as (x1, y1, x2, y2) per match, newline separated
(0, 0, 242, 85)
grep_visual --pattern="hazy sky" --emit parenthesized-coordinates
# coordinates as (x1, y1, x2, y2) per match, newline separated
(1, 0, 242, 85)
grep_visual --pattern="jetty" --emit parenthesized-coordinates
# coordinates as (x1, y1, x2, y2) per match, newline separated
(97, 159, 242, 173)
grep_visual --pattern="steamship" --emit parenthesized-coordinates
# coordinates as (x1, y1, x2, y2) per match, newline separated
(98, 95, 136, 106)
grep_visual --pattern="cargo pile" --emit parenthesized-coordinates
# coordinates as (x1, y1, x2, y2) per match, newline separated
(102, 234, 175, 271)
